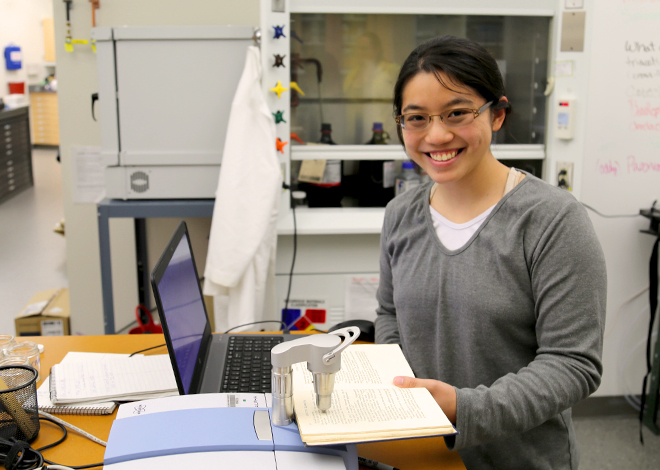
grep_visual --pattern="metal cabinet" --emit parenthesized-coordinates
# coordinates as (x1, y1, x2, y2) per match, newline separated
(0, 107, 33, 204)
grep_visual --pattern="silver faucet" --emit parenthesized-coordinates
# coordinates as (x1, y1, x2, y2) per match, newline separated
(270, 327, 360, 426)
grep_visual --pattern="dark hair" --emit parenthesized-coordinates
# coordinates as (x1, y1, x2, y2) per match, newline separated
(393, 36, 511, 143)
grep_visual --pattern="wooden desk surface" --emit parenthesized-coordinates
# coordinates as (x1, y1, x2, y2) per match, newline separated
(31, 335, 465, 470)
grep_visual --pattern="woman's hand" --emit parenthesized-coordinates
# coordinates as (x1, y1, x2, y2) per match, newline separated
(394, 376, 457, 424)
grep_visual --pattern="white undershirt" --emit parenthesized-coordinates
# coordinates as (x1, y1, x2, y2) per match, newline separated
(429, 168, 522, 250)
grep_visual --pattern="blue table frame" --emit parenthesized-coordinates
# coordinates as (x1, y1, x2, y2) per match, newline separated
(97, 199, 214, 334)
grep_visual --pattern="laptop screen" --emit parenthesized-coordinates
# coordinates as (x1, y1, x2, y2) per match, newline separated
(154, 230, 207, 394)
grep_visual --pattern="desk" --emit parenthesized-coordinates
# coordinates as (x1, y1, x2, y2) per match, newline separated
(32, 335, 466, 469)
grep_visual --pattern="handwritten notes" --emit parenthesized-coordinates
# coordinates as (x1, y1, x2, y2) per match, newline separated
(582, 0, 660, 204)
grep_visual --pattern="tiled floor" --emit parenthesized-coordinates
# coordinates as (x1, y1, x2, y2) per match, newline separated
(1, 147, 660, 468)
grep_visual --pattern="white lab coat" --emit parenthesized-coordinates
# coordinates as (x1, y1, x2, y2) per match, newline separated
(203, 46, 282, 333)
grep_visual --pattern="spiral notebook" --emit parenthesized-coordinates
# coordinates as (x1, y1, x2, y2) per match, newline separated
(37, 377, 116, 415)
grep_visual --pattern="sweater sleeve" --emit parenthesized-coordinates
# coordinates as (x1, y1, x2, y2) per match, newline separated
(375, 204, 401, 345)
(448, 200, 607, 450)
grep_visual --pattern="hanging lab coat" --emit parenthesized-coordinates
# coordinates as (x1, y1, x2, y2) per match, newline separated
(203, 46, 282, 333)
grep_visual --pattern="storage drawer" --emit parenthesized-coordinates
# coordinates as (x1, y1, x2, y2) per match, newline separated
(33, 132, 59, 146)
(0, 163, 31, 180)
(1, 172, 32, 191)
(0, 179, 31, 203)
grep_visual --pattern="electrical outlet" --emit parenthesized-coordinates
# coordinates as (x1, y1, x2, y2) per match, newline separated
(557, 162, 574, 191)
(272, 0, 285, 12)
(565, 0, 584, 9)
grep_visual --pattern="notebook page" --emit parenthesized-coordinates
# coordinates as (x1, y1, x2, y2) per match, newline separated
(51, 354, 177, 403)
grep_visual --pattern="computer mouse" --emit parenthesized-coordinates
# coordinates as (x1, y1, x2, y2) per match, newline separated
(328, 320, 375, 343)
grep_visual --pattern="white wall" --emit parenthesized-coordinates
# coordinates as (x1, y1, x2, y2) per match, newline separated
(0, 0, 54, 97)
(52, 0, 655, 400)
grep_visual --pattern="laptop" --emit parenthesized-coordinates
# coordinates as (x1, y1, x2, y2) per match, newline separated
(151, 220, 295, 395)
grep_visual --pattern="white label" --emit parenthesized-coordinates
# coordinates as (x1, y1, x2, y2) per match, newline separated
(321, 160, 342, 184)
(9, 51, 21, 62)
(41, 319, 64, 336)
(383, 161, 396, 188)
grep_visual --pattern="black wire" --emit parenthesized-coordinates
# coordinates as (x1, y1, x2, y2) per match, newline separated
(128, 343, 167, 357)
(581, 203, 640, 218)
(0, 438, 43, 470)
(223, 321, 287, 334)
(283, 194, 298, 333)
(115, 320, 138, 334)
(38, 417, 104, 469)
(44, 460, 105, 469)
(36, 417, 68, 452)
(0, 417, 103, 470)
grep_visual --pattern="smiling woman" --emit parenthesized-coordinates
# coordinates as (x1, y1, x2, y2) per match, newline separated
(375, 35, 608, 470)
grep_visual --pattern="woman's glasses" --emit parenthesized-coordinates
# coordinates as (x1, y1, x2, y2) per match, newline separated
(396, 101, 494, 131)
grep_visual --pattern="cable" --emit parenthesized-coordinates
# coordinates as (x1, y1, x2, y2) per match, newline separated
(0, 416, 104, 470)
(38, 412, 106, 447)
(37, 417, 104, 469)
(603, 286, 649, 338)
(114, 320, 138, 334)
(223, 320, 287, 334)
(128, 344, 166, 357)
(283, 193, 298, 333)
(581, 203, 640, 219)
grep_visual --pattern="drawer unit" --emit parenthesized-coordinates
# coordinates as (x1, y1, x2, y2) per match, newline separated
(29, 91, 60, 146)
(0, 107, 33, 204)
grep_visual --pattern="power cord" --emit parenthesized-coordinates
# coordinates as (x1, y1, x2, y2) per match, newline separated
(223, 321, 288, 334)
(581, 203, 640, 218)
(128, 344, 167, 357)
(0, 416, 104, 470)
(283, 185, 298, 331)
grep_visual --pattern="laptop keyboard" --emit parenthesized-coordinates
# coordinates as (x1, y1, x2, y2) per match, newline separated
(220, 335, 284, 393)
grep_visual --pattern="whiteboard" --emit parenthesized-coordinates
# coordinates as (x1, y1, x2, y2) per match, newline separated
(582, 1, 660, 212)
(581, 0, 660, 397)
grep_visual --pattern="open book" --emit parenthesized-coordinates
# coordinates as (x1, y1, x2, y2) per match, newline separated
(291, 344, 457, 446)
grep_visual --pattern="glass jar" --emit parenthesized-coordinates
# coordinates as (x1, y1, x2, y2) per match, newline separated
(0, 334, 16, 357)
(5, 342, 40, 380)
(0, 356, 29, 367)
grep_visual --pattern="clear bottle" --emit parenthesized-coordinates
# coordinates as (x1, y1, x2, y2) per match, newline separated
(395, 161, 421, 196)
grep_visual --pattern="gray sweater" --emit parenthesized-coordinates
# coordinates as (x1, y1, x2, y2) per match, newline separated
(375, 174, 606, 470)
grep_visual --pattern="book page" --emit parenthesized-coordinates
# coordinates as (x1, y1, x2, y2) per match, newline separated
(292, 344, 415, 389)
(291, 344, 453, 440)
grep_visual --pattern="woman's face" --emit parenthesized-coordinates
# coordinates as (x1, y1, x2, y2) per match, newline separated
(400, 72, 506, 186)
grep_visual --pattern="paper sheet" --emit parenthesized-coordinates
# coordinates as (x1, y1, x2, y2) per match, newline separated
(71, 146, 105, 203)
(344, 276, 379, 322)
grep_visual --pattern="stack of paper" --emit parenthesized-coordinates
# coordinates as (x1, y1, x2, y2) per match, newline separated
(48, 352, 178, 405)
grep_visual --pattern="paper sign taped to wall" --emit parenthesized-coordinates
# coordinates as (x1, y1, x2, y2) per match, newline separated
(72, 146, 105, 204)
(344, 276, 379, 322)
